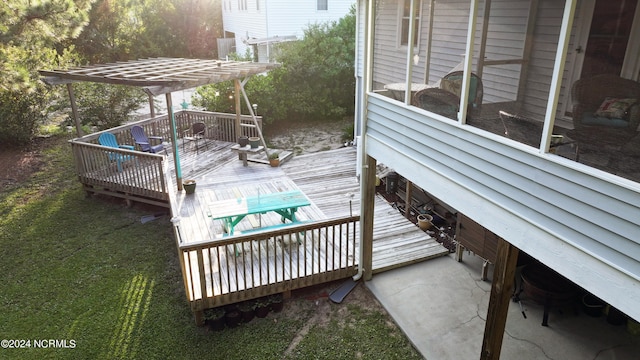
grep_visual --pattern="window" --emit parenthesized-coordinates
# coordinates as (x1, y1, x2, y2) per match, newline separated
(317, 0, 328, 11)
(400, 0, 421, 47)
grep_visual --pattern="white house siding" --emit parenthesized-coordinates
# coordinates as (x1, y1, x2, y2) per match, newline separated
(370, 0, 590, 117)
(364, 94, 640, 322)
(222, 0, 267, 56)
(222, 0, 354, 58)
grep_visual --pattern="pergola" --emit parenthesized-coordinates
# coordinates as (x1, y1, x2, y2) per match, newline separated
(40, 57, 280, 190)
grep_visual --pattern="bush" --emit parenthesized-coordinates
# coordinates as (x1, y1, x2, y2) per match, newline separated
(0, 91, 49, 146)
(73, 83, 148, 131)
(193, 6, 355, 124)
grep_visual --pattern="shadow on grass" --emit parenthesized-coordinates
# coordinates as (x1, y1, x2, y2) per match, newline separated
(0, 135, 421, 360)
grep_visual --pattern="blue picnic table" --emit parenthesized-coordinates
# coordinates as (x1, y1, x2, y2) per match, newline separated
(208, 190, 311, 236)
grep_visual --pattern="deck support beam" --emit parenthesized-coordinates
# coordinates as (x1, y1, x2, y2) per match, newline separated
(480, 238, 519, 360)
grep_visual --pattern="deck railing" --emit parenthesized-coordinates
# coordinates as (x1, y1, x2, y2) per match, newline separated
(176, 216, 360, 313)
(69, 110, 262, 206)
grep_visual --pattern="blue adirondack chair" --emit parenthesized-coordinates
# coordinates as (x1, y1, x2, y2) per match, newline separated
(98, 132, 135, 172)
(130, 125, 166, 154)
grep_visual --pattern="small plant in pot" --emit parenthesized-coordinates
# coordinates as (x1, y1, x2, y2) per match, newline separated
(268, 152, 280, 167)
(203, 307, 225, 331)
(254, 297, 271, 318)
(237, 299, 256, 323)
(269, 293, 284, 313)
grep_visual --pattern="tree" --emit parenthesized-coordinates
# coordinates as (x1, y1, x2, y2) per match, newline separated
(193, 6, 356, 124)
(73, 0, 223, 63)
(271, 8, 356, 121)
(0, 0, 91, 146)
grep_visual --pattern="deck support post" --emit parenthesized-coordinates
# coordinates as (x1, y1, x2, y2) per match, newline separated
(480, 238, 519, 360)
(404, 180, 413, 219)
(361, 155, 376, 281)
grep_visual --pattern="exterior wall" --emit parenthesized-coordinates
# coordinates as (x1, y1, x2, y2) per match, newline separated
(222, 0, 354, 58)
(369, 0, 583, 121)
(365, 95, 640, 322)
(358, 0, 640, 323)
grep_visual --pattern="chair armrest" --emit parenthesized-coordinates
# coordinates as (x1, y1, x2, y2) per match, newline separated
(149, 135, 163, 141)
(119, 144, 135, 150)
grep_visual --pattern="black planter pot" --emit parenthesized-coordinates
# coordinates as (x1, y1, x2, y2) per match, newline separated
(225, 310, 242, 328)
(255, 305, 270, 318)
(606, 306, 627, 326)
(238, 136, 249, 147)
(582, 294, 605, 317)
(208, 317, 225, 332)
(240, 308, 255, 323)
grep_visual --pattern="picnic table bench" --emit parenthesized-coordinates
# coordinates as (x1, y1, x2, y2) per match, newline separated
(208, 190, 311, 236)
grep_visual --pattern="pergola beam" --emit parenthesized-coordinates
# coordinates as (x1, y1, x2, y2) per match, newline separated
(39, 58, 280, 191)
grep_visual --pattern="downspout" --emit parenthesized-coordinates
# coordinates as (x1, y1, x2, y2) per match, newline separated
(354, 0, 375, 282)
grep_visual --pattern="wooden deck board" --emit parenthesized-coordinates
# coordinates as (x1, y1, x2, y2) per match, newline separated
(170, 144, 448, 301)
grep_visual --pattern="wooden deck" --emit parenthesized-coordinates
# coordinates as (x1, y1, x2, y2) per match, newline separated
(171, 141, 449, 282)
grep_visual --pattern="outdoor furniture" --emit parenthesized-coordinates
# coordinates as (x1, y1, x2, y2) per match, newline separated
(208, 190, 311, 236)
(440, 71, 483, 111)
(183, 122, 207, 153)
(571, 74, 640, 133)
(384, 82, 431, 101)
(412, 87, 461, 119)
(130, 125, 166, 154)
(98, 132, 135, 172)
(496, 111, 579, 160)
(230, 143, 264, 166)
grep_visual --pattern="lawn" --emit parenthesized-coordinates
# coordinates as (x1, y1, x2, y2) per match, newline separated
(0, 135, 422, 360)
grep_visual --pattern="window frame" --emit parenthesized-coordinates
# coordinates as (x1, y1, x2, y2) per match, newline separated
(399, 0, 422, 48)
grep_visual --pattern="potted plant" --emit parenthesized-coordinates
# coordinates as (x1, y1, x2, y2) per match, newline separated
(237, 299, 256, 323)
(269, 293, 284, 313)
(254, 297, 271, 318)
(248, 136, 261, 148)
(203, 307, 225, 331)
(183, 179, 197, 194)
(268, 152, 280, 167)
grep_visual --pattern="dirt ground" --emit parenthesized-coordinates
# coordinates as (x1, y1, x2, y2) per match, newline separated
(264, 117, 353, 155)
(0, 137, 51, 189)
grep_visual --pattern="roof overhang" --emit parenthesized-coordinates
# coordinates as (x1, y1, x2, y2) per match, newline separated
(245, 35, 297, 46)
(39, 57, 280, 95)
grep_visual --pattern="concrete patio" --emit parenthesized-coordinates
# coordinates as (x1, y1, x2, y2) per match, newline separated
(367, 253, 640, 359)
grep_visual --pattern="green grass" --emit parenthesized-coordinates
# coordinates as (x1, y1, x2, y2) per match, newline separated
(0, 135, 421, 359)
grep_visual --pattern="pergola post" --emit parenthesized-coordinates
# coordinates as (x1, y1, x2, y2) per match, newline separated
(166, 93, 183, 190)
(234, 79, 241, 140)
(66, 83, 84, 137)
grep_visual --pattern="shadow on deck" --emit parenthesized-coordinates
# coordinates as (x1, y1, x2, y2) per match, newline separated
(168, 142, 449, 315)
